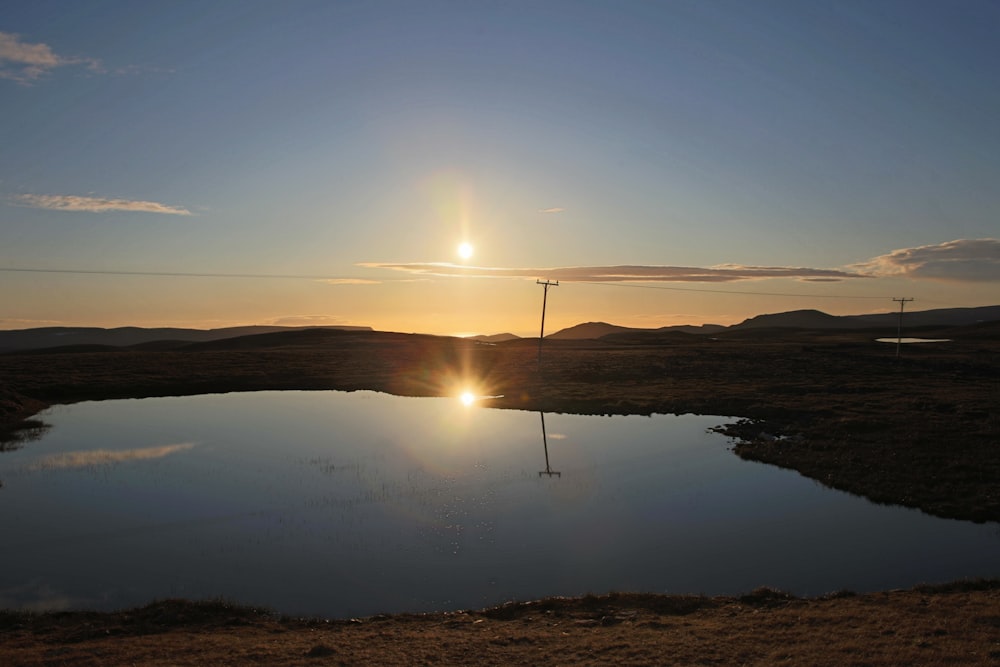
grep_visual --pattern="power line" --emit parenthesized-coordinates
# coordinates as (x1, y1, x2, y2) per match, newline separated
(0, 267, 372, 281)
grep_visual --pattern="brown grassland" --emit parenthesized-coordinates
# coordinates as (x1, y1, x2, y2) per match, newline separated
(1, 325, 998, 664)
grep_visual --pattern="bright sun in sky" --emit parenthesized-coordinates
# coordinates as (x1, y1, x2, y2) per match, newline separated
(460, 391, 475, 406)
(457, 242, 474, 260)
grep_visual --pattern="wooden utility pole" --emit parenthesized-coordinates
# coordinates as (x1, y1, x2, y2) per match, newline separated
(893, 297, 914, 358)
(537, 279, 558, 370)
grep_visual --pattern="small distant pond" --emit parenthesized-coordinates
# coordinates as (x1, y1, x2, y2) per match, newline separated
(0, 391, 996, 618)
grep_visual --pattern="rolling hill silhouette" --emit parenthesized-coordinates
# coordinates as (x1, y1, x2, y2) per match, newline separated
(2, 305, 997, 351)
(546, 305, 1000, 340)
(0, 325, 371, 353)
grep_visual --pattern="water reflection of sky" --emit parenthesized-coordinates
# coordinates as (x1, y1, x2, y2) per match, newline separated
(28, 442, 196, 470)
(0, 390, 996, 618)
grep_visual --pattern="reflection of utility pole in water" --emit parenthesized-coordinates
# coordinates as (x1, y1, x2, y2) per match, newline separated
(538, 412, 561, 478)
(536, 279, 558, 371)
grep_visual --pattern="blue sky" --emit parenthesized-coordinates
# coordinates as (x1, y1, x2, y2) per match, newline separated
(2, 0, 998, 335)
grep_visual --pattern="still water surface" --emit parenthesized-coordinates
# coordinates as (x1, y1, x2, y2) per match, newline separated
(1, 390, 996, 617)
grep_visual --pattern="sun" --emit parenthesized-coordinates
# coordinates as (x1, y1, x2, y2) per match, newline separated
(457, 242, 474, 260)
(460, 391, 476, 406)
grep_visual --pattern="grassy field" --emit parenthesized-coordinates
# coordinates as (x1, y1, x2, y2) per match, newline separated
(2, 582, 998, 665)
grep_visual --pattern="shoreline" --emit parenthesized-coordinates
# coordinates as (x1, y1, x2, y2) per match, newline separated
(2, 329, 998, 524)
(3, 581, 998, 665)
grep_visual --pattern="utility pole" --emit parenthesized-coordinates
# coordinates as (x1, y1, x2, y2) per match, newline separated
(537, 279, 558, 370)
(893, 297, 914, 358)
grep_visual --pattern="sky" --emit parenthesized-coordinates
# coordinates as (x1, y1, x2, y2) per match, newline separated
(2, 0, 998, 337)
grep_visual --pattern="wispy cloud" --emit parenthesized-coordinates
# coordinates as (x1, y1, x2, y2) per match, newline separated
(0, 31, 100, 83)
(854, 239, 1000, 282)
(538, 207, 565, 214)
(359, 262, 866, 283)
(11, 193, 192, 216)
(363, 239, 1000, 285)
(319, 278, 380, 285)
(30, 443, 196, 470)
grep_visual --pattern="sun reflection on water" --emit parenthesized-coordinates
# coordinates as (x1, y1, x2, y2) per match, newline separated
(457, 390, 504, 407)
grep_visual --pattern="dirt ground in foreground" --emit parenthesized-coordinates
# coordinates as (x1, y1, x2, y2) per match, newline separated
(2, 583, 999, 666)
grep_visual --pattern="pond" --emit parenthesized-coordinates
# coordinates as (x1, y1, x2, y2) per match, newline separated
(0, 390, 996, 618)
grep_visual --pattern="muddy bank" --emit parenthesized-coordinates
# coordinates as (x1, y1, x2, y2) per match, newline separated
(0, 328, 997, 521)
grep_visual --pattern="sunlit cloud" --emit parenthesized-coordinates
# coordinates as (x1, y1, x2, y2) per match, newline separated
(539, 207, 565, 214)
(30, 443, 196, 470)
(359, 262, 866, 283)
(853, 239, 1000, 282)
(11, 193, 192, 215)
(0, 31, 101, 83)
(318, 278, 380, 285)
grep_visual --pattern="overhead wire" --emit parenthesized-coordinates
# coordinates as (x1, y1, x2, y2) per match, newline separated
(0, 267, 370, 281)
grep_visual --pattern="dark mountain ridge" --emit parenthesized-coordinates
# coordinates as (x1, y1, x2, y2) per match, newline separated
(730, 305, 1000, 330)
(2, 305, 997, 351)
(0, 325, 371, 353)
(547, 305, 1000, 340)
(547, 321, 728, 340)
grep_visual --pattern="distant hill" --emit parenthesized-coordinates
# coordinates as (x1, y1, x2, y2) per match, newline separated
(0, 325, 372, 353)
(843, 305, 1000, 329)
(547, 322, 637, 340)
(543, 305, 1000, 340)
(467, 333, 521, 343)
(5, 305, 997, 351)
(730, 309, 855, 330)
(548, 321, 727, 340)
(731, 305, 1000, 331)
(661, 324, 728, 334)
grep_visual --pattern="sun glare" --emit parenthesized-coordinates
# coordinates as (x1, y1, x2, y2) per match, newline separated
(460, 391, 476, 406)
(458, 242, 474, 260)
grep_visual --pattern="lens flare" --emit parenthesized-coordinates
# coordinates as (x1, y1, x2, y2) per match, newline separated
(460, 391, 476, 406)
(458, 242, 473, 259)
